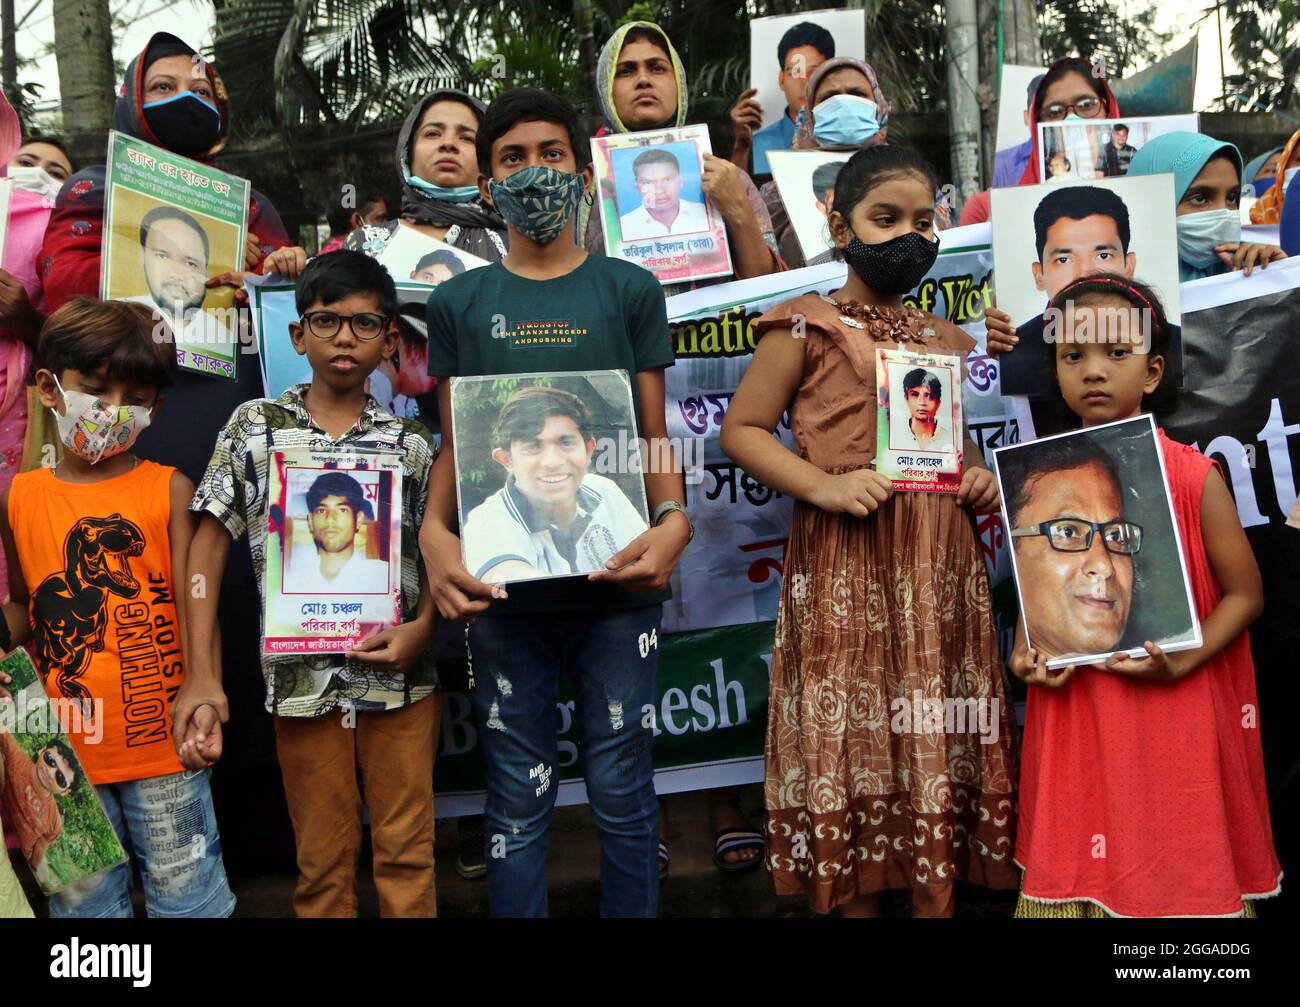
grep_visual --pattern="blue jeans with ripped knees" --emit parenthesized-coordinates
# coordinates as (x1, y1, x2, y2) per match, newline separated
(467, 606, 662, 918)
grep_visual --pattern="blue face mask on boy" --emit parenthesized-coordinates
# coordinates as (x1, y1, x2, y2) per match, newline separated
(812, 95, 880, 148)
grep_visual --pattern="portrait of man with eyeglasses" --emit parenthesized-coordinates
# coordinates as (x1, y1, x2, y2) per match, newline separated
(1001, 434, 1140, 660)
(997, 420, 1201, 664)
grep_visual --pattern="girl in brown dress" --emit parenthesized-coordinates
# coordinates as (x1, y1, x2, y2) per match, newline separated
(720, 146, 1018, 916)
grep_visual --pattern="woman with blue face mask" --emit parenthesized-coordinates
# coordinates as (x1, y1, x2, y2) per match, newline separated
(1127, 131, 1286, 281)
(264, 89, 508, 281)
(1243, 146, 1283, 199)
(762, 57, 896, 268)
(790, 57, 891, 153)
(1250, 128, 1300, 226)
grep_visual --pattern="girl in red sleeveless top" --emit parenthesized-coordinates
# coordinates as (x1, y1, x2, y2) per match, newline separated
(1010, 273, 1281, 917)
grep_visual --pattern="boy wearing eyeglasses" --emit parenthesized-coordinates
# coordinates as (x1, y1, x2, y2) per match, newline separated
(181, 250, 440, 917)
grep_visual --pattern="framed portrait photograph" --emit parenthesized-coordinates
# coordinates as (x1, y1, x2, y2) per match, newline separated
(450, 370, 651, 586)
(591, 124, 734, 285)
(990, 173, 1183, 398)
(375, 223, 490, 286)
(100, 131, 249, 382)
(766, 150, 848, 265)
(1037, 114, 1200, 182)
(263, 447, 404, 654)
(875, 346, 964, 493)
(0, 650, 128, 895)
(994, 414, 1202, 669)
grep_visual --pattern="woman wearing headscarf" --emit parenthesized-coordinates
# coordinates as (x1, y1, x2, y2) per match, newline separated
(759, 55, 894, 268)
(38, 32, 290, 308)
(36, 33, 291, 787)
(1249, 128, 1300, 227)
(263, 88, 507, 279)
(584, 21, 783, 292)
(1244, 146, 1284, 199)
(960, 55, 1120, 226)
(1126, 131, 1285, 281)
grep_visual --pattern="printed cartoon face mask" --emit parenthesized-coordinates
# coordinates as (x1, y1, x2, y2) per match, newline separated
(49, 376, 153, 464)
(487, 165, 585, 243)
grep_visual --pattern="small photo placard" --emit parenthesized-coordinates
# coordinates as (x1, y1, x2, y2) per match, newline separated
(263, 447, 404, 654)
(591, 124, 734, 286)
(875, 346, 964, 493)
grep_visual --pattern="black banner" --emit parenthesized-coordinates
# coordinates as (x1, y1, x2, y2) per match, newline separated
(1162, 278, 1300, 912)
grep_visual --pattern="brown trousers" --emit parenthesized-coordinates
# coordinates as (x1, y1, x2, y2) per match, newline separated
(274, 694, 440, 918)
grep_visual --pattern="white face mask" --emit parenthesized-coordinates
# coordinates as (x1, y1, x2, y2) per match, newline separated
(7, 164, 64, 202)
(1176, 208, 1241, 268)
(1285, 166, 1299, 191)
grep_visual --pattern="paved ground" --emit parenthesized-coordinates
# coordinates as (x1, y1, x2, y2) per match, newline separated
(11, 782, 1021, 918)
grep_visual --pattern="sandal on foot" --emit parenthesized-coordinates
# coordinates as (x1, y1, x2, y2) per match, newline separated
(713, 827, 764, 874)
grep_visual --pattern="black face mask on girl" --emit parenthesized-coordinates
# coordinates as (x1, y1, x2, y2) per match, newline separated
(842, 230, 940, 295)
(143, 91, 222, 156)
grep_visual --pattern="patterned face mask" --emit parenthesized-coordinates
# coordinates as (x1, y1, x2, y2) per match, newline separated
(49, 375, 153, 464)
(487, 165, 585, 244)
(843, 230, 940, 295)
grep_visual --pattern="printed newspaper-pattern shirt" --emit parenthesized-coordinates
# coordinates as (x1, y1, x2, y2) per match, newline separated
(191, 384, 437, 717)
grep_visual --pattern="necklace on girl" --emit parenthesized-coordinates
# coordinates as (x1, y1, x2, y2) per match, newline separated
(819, 294, 937, 341)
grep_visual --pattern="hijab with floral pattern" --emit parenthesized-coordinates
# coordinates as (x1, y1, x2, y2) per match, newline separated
(596, 20, 688, 133)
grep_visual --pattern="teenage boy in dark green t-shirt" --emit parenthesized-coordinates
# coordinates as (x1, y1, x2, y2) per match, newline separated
(421, 88, 692, 918)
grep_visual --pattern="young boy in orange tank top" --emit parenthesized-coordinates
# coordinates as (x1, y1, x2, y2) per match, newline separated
(0, 297, 234, 917)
